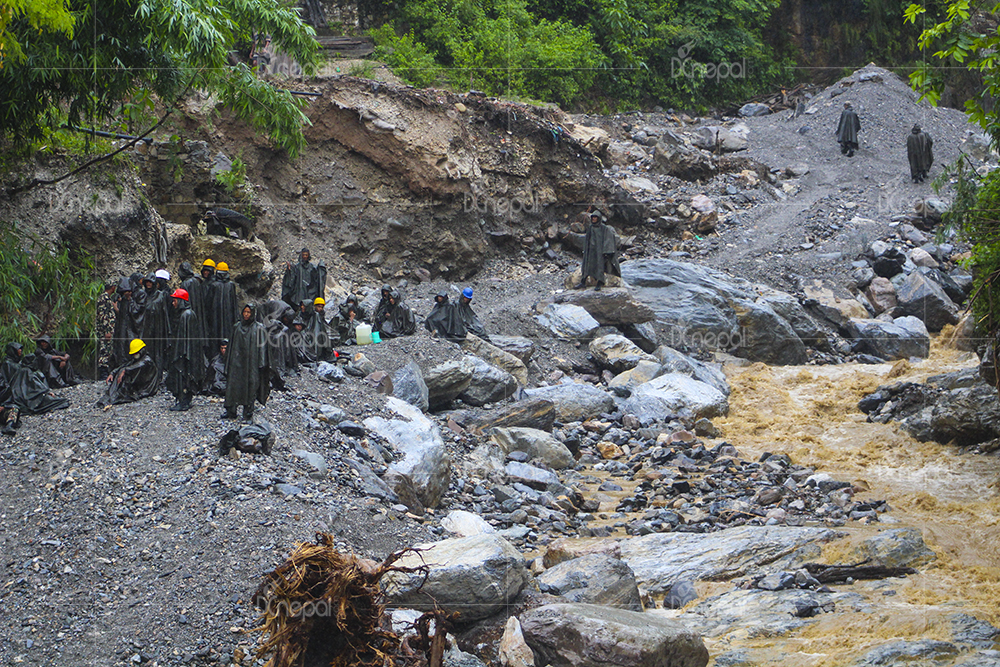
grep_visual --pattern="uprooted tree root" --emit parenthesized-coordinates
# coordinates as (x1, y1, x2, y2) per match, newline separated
(251, 533, 430, 667)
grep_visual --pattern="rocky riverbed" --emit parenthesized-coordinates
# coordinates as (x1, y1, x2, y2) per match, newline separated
(2, 65, 1000, 667)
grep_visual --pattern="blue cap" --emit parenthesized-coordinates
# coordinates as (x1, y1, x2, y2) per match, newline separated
(462, 287, 473, 299)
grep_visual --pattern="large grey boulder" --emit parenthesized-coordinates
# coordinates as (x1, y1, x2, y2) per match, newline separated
(382, 534, 529, 622)
(461, 334, 528, 386)
(424, 357, 476, 409)
(491, 336, 536, 363)
(535, 304, 600, 340)
(851, 528, 936, 568)
(505, 461, 561, 490)
(653, 345, 730, 396)
(524, 383, 617, 421)
(520, 603, 709, 667)
(731, 299, 808, 365)
(537, 554, 643, 611)
(694, 125, 748, 152)
(758, 292, 828, 349)
(393, 359, 429, 412)
(621, 373, 728, 422)
(459, 355, 518, 407)
(466, 398, 556, 434)
(608, 360, 662, 396)
(363, 397, 452, 508)
(846, 316, 930, 360)
(617, 526, 838, 595)
(589, 334, 658, 373)
(546, 288, 656, 326)
(492, 427, 575, 469)
(653, 140, 717, 181)
(896, 271, 959, 332)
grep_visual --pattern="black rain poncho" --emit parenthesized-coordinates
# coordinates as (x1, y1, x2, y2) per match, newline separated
(203, 349, 228, 396)
(371, 285, 393, 330)
(305, 302, 333, 360)
(31, 336, 78, 388)
(288, 314, 314, 363)
(211, 270, 239, 346)
(281, 250, 326, 306)
(580, 219, 621, 287)
(257, 300, 297, 378)
(456, 297, 490, 342)
(112, 277, 143, 368)
(0, 343, 70, 414)
(141, 275, 172, 372)
(225, 305, 269, 410)
(424, 292, 467, 342)
(836, 107, 861, 150)
(166, 297, 205, 397)
(332, 295, 366, 345)
(101, 349, 161, 405)
(194, 264, 214, 350)
(377, 289, 417, 338)
(907, 126, 934, 181)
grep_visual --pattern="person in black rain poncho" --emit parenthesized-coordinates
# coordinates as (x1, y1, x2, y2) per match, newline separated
(257, 300, 296, 387)
(907, 124, 934, 183)
(166, 289, 204, 411)
(224, 304, 269, 422)
(112, 277, 143, 368)
(141, 272, 171, 373)
(456, 287, 490, 341)
(203, 339, 228, 396)
(308, 297, 333, 360)
(836, 102, 861, 157)
(0, 342, 70, 414)
(101, 338, 161, 406)
(281, 248, 326, 307)
(371, 285, 392, 330)
(196, 259, 216, 357)
(377, 289, 417, 338)
(211, 262, 239, 349)
(579, 212, 620, 290)
(333, 294, 366, 345)
(31, 335, 78, 388)
(424, 291, 466, 343)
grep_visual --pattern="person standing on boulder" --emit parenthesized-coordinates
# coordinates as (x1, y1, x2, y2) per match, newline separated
(836, 102, 861, 157)
(907, 124, 934, 183)
(224, 304, 269, 422)
(579, 212, 620, 290)
(167, 289, 204, 411)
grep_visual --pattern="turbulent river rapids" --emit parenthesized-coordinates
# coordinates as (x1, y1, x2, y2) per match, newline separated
(685, 332, 1000, 665)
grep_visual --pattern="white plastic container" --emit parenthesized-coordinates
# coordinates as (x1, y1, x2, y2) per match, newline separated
(356, 323, 373, 345)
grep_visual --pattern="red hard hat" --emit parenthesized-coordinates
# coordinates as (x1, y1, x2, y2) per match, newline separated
(171, 288, 190, 301)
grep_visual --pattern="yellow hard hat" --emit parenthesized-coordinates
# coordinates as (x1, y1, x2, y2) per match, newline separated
(129, 339, 146, 355)
(216, 262, 229, 272)
(314, 297, 326, 305)
(202, 259, 216, 268)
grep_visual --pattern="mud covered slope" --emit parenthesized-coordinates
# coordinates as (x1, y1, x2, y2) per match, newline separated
(196, 78, 640, 279)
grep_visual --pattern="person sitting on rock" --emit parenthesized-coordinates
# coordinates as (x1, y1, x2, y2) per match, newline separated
(376, 289, 417, 338)
(907, 124, 934, 184)
(0, 342, 70, 414)
(203, 339, 228, 396)
(424, 291, 462, 340)
(371, 285, 393, 330)
(456, 287, 490, 341)
(32, 335, 78, 388)
(101, 338, 161, 406)
(333, 295, 366, 345)
(836, 102, 861, 158)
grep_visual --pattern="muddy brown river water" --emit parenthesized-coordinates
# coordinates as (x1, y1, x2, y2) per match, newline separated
(689, 336, 1000, 665)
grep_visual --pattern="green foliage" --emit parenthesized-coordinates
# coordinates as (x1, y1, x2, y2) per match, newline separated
(347, 59, 377, 79)
(0, 0, 75, 67)
(0, 223, 102, 364)
(215, 154, 248, 198)
(0, 0, 321, 157)
(369, 0, 787, 110)
(371, 25, 442, 88)
(906, 1, 1000, 345)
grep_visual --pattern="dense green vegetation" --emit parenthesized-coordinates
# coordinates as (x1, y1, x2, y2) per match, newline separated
(369, 0, 789, 110)
(0, 0, 321, 157)
(906, 1, 1000, 347)
(0, 224, 102, 364)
